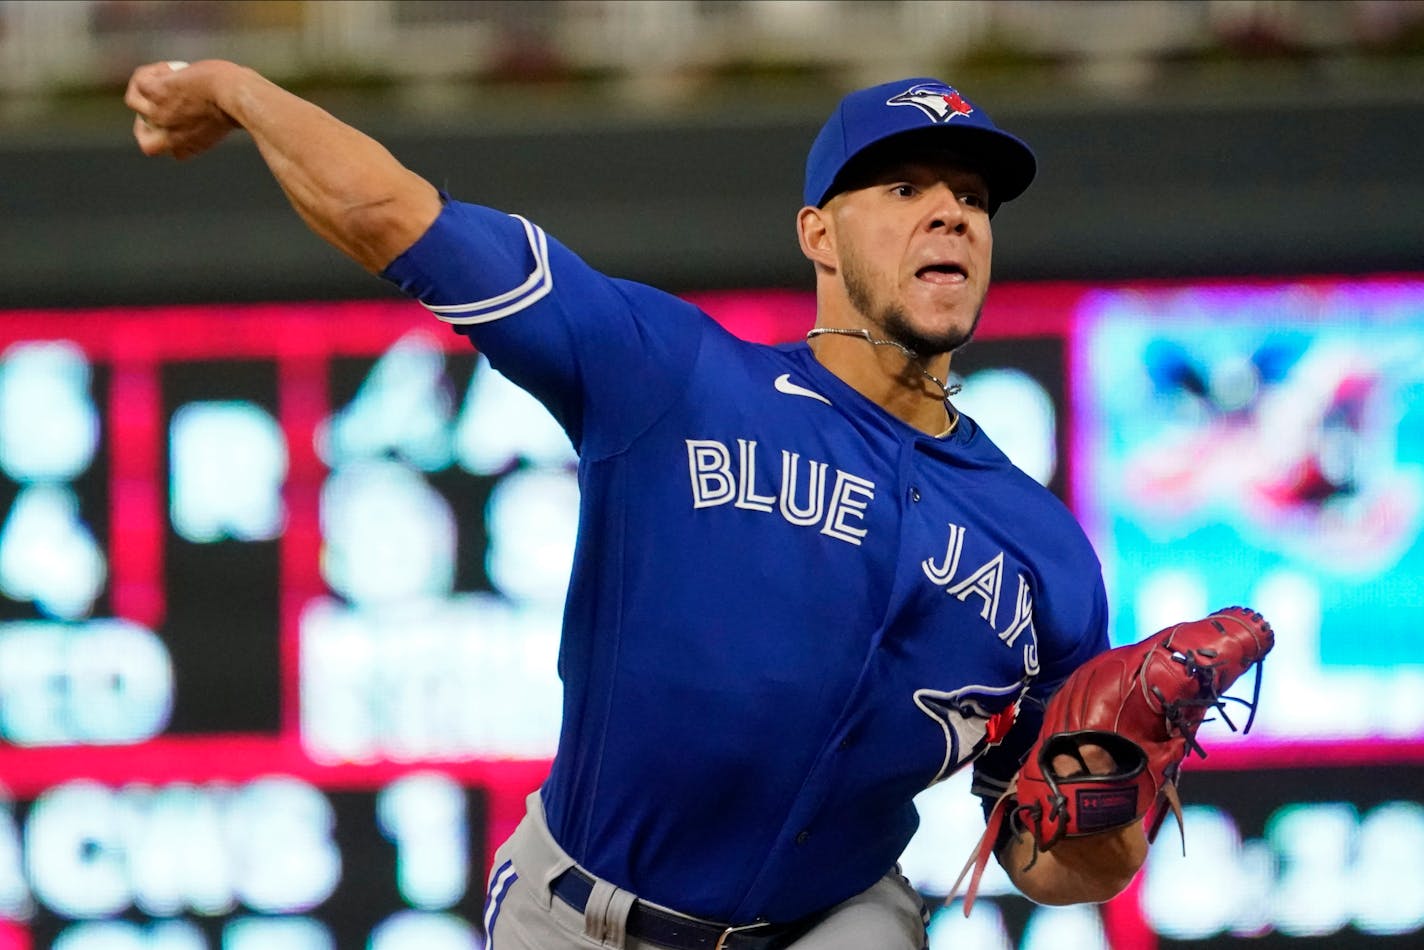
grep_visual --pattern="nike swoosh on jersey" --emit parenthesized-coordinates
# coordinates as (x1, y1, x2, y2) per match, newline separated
(773, 373, 832, 405)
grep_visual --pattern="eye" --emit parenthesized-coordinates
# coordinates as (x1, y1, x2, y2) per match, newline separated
(959, 191, 988, 209)
(891, 183, 917, 198)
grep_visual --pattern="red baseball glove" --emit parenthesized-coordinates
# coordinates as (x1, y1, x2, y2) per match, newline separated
(953, 606, 1274, 913)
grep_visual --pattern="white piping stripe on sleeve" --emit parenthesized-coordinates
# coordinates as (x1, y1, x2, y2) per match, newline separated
(425, 214, 554, 325)
(424, 216, 547, 314)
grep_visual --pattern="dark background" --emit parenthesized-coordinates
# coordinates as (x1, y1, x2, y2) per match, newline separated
(1, 89, 1419, 309)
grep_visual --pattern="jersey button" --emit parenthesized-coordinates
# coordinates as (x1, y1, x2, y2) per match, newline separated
(909, 487, 921, 502)
(795, 831, 810, 845)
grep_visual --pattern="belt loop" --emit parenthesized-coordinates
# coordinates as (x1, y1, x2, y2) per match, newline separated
(583, 878, 615, 943)
(584, 878, 636, 948)
(541, 857, 576, 911)
(602, 886, 636, 948)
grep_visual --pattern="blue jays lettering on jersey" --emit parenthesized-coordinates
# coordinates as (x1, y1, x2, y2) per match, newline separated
(383, 199, 1109, 925)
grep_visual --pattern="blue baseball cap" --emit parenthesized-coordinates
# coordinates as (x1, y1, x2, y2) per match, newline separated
(804, 78, 1037, 213)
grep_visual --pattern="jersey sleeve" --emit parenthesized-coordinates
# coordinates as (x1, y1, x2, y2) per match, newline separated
(380, 197, 705, 457)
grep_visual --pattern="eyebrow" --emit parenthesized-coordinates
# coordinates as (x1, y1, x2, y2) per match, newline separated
(879, 162, 989, 188)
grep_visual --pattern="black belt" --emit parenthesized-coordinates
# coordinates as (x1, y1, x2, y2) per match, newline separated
(550, 867, 814, 950)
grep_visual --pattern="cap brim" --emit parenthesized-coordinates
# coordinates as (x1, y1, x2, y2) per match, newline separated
(819, 124, 1037, 211)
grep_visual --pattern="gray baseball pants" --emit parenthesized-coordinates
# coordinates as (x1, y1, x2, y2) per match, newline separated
(482, 792, 928, 950)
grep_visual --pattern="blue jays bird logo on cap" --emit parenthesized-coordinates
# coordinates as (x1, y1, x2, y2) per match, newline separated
(886, 82, 976, 123)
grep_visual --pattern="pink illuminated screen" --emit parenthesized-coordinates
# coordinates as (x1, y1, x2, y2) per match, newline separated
(0, 277, 1419, 948)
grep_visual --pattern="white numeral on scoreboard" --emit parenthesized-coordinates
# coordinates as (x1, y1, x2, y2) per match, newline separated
(377, 773, 468, 910)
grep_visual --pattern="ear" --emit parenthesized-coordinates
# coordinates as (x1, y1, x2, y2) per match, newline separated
(796, 205, 837, 270)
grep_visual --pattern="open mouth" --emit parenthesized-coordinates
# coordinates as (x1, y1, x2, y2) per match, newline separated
(916, 263, 967, 284)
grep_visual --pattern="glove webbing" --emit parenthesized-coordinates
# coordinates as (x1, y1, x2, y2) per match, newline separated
(1156, 636, 1267, 747)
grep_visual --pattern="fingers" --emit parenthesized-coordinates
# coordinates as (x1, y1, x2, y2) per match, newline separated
(1051, 743, 1116, 778)
(125, 60, 202, 155)
(127, 61, 240, 161)
(125, 60, 179, 109)
(1050, 751, 1090, 778)
(123, 75, 158, 126)
(126, 64, 172, 153)
(132, 113, 172, 157)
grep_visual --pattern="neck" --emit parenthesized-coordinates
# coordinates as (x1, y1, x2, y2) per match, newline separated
(806, 327, 959, 437)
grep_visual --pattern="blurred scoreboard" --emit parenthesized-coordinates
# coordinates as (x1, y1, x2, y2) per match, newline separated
(0, 276, 1420, 949)
(0, 301, 566, 949)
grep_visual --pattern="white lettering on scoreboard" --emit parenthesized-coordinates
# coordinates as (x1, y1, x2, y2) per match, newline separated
(0, 774, 482, 949)
(0, 620, 173, 745)
(24, 778, 339, 918)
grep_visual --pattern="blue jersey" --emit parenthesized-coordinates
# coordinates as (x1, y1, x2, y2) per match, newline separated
(383, 199, 1109, 924)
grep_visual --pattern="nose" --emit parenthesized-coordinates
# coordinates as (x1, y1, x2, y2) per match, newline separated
(924, 184, 967, 234)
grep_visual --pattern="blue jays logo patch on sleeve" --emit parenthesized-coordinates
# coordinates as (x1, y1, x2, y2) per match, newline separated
(913, 681, 1026, 785)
